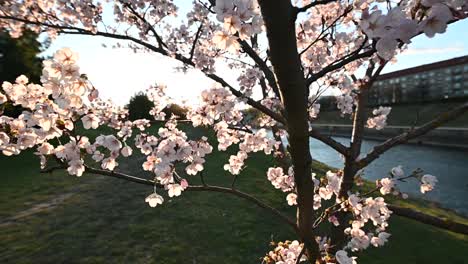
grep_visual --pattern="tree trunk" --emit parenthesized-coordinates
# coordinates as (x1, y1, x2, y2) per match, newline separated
(331, 85, 370, 250)
(257, 1, 319, 261)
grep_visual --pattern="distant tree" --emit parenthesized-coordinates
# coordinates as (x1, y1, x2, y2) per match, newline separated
(0, 30, 45, 83)
(126, 92, 155, 121)
(0, 30, 46, 117)
(127, 92, 188, 121)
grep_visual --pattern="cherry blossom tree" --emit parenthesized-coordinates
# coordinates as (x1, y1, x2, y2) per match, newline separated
(1, 0, 468, 262)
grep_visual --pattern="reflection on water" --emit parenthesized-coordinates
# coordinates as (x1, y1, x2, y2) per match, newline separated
(310, 137, 468, 215)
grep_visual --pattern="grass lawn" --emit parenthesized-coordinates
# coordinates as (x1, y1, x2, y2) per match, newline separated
(316, 101, 468, 127)
(0, 126, 467, 263)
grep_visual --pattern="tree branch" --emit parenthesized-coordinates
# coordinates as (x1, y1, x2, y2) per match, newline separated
(238, 39, 281, 98)
(189, 22, 204, 61)
(357, 101, 468, 169)
(388, 204, 468, 235)
(306, 46, 375, 87)
(77, 166, 299, 233)
(120, 1, 166, 49)
(295, 0, 338, 14)
(0, 15, 286, 126)
(309, 129, 349, 156)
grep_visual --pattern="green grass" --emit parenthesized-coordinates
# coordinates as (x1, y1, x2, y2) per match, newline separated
(0, 126, 467, 263)
(316, 101, 468, 127)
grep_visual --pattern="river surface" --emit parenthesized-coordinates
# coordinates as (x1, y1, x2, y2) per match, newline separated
(309, 137, 468, 215)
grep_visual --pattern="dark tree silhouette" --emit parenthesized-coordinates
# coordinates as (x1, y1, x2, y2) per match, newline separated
(126, 92, 155, 121)
(0, 30, 46, 117)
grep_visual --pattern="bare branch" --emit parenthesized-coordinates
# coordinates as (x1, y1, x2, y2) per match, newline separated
(237, 39, 281, 98)
(295, 0, 338, 14)
(309, 129, 349, 156)
(205, 72, 286, 124)
(81, 166, 299, 233)
(388, 205, 468, 235)
(189, 22, 204, 61)
(306, 45, 374, 87)
(120, 1, 166, 49)
(358, 101, 468, 169)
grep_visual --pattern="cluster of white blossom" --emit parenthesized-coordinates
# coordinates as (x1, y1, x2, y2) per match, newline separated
(343, 195, 392, 252)
(318, 171, 343, 201)
(360, 0, 465, 59)
(0, 48, 106, 165)
(212, 0, 263, 52)
(213, 121, 242, 151)
(334, 77, 357, 116)
(420, 174, 438, 193)
(224, 129, 278, 175)
(147, 84, 171, 120)
(267, 167, 295, 192)
(366, 106, 391, 130)
(377, 165, 438, 196)
(259, 98, 282, 127)
(135, 120, 213, 202)
(237, 68, 262, 97)
(188, 85, 242, 127)
(263, 240, 307, 264)
(335, 250, 358, 264)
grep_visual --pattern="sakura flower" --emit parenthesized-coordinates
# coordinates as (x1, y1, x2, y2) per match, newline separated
(82, 114, 100, 129)
(420, 4, 453, 38)
(391, 165, 404, 177)
(0, 132, 10, 145)
(420, 174, 438, 193)
(212, 31, 239, 53)
(37, 142, 54, 155)
(186, 158, 204, 175)
(15, 75, 29, 85)
(379, 178, 394, 195)
(286, 193, 297, 206)
(375, 37, 398, 60)
(1, 144, 20, 156)
(67, 159, 85, 177)
(367, 106, 391, 130)
(167, 183, 184, 197)
(92, 151, 104, 162)
(335, 250, 357, 264)
(54, 47, 79, 65)
(145, 193, 164, 207)
(224, 151, 247, 175)
(223, 15, 242, 34)
(238, 24, 253, 40)
(0, 92, 6, 104)
(371, 232, 391, 247)
(121, 146, 133, 157)
(104, 135, 122, 151)
(214, 0, 234, 21)
(101, 157, 118, 171)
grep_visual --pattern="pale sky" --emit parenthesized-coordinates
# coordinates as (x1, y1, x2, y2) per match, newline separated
(42, 10, 468, 106)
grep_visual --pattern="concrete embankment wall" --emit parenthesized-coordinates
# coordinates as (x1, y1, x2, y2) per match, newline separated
(311, 124, 468, 149)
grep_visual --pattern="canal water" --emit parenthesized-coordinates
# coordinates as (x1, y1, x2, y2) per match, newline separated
(309, 137, 468, 215)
